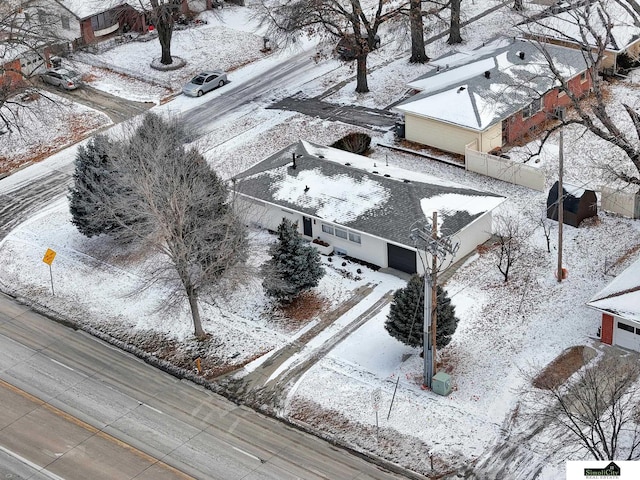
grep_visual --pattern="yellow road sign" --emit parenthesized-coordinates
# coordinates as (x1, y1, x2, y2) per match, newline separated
(43, 248, 56, 266)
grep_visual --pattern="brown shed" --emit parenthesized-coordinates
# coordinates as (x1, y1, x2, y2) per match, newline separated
(547, 181, 597, 227)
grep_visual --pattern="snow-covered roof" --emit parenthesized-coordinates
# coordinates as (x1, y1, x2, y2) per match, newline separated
(587, 255, 640, 322)
(522, 0, 640, 54)
(393, 37, 590, 130)
(54, 0, 149, 20)
(234, 141, 505, 247)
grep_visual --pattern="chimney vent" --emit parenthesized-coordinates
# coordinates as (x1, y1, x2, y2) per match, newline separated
(484, 70, 491, 79)
(457, 86, 466, 93)
(291, 152, 296, 169)
(304, 185, 309, 193)
(518, 51, 525, 60)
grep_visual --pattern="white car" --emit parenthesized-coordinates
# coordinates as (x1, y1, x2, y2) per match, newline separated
(182, 70, 228, 97)
(40, 68, 82, 90)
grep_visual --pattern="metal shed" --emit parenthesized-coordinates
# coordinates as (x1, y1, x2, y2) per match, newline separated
(547, 181, 597, 227)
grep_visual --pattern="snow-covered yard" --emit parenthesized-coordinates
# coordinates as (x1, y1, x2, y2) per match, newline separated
(1, 1, 640, 478)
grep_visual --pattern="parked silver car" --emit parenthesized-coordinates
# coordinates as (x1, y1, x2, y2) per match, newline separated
(182, 70, 227, 97)
(40, 67, 82, 90)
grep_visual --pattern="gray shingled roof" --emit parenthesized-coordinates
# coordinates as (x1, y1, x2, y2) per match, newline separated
(393, 37, 592, 130)
(234, 141, 504, 248)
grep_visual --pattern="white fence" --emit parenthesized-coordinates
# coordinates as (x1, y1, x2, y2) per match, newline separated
(465, 146, 546, 191)
(601, 186, 640, 219)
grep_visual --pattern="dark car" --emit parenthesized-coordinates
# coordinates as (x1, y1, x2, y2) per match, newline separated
(336, 34, 381, 61)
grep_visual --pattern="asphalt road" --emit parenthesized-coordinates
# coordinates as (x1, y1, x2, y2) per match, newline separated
(0, 293, 408, 479)
(41, 82, 155, 124)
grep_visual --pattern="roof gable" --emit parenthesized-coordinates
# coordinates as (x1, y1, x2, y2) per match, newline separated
(53, 0, 148, 20)
(234, 141, 504, 247)
(587, 255, 640, 321)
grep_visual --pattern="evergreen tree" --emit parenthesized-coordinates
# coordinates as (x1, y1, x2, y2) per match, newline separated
(385, 275, 459, 349)
(68, 135, 123, 238)
(262, 219, 325, 302)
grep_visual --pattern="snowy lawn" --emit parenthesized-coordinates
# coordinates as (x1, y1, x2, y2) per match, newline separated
(1, 0, 640, 478)
(0, 92, 111, 175)
(73, 7, 268, 94)
(0, 198, 363, 376)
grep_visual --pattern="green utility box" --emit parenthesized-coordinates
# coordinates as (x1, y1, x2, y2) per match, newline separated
(432, 372, 452, 396)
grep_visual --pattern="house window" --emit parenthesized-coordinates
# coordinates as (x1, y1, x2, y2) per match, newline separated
(522, 97, 542, 119)
(348, 232, 361, 244)
(335, 228, 348, 239)
(91, 11, 115, 31)
(321, 224, 334, 235)
(618, 322, 634, 333)
(61, 15, 70, 29)
(580, 71, 587, 82)
(558, 90, 566, 97)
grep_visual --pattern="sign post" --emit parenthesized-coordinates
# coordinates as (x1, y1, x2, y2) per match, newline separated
(42, 248, 56, 295)
(372, 388, 381, 442)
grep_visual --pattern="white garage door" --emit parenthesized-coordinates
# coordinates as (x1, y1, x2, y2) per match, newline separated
(614, 320, 640, 351)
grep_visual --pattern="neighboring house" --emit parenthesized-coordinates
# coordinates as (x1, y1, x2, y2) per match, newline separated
(587, 256, 640, 352)
(522, 0, 640, 72)
(52, 0, 148, 46)
(392, 37, 592, 155)
(233, 141, 504, 274)
(50, 0, 214, 46)
(1, 42, 51, 91)
(546, 181, 598, 227)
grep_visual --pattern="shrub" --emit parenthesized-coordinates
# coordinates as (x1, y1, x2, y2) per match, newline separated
(331, 132, 371, 155)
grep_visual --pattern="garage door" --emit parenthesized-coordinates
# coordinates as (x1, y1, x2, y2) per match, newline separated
(615, 320, 640, 351)
(387, 244, 416, 274)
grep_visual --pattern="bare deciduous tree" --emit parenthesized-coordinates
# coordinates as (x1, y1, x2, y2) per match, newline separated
(526, 353, 640, 461)
(521, 0, 640, 185)
(408, 0, 429, 63)
(132, 0, 181, 65)
(70, 114, 248, 338)
(492, 213, 528, 282)
(0, 0, 62, 132)
(447, 0, 463, 44)
(261, 0, 404, 93)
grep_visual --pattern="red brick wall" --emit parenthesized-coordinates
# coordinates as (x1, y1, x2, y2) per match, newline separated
(1, 59, 26, 96)
(601, 313, 614, 345)
(80, 19, 95, 44)
(503, 70, 593, 144)
(1, 59, 23, 84)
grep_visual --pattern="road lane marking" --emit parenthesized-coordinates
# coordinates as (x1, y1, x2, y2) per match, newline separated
(50, 358, 75, 371)
(0, 445, 66, 480)
(0, 378, 194, 479)
(231, 445, 264, 463)
(142, 403, 164, 415)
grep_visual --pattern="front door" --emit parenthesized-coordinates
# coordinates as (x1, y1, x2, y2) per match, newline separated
(302, 216, 312, 237)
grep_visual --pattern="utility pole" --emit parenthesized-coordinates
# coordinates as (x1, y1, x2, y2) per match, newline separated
(411, 213, 459, 389)
(557, 113, 565, 283)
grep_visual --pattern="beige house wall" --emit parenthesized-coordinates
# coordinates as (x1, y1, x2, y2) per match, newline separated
(405, 115, 482, 155)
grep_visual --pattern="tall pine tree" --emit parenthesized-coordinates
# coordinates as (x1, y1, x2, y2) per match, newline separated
(262, 219, 325, 303)
(385, 275, 458, 349)
(69, 135, 124, 238)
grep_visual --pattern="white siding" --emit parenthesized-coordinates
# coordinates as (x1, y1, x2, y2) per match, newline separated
(480, 122, 503, 152)
(613, 318, 640, 352)
(405, 114, 481, 155)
